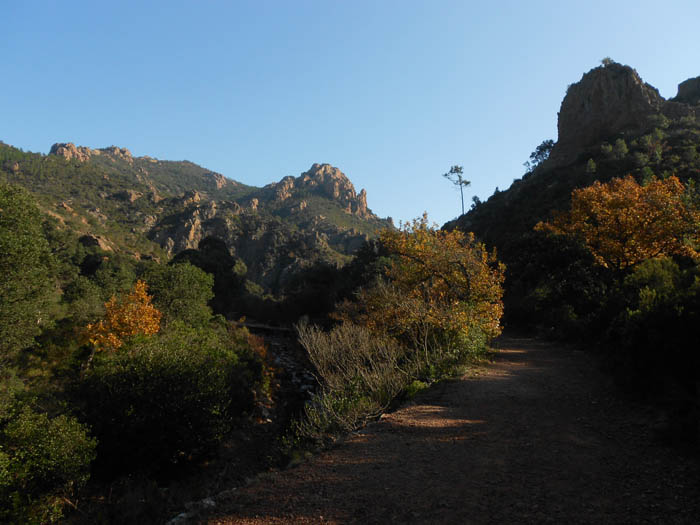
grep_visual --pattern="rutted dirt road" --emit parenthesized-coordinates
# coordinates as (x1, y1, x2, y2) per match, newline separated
(206, 336, 700, 524)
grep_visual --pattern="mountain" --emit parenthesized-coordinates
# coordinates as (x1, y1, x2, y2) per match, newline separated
(0, 141, 392, 293)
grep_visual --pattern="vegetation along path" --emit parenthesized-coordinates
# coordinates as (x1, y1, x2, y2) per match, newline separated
(206, 336, 700, 524)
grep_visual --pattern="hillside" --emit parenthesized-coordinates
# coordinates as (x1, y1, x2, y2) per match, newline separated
(0, 142, 392, 293)
(449, 63, 700, 256)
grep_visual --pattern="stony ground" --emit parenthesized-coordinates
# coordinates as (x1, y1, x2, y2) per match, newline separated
(203, 336, 700, 524)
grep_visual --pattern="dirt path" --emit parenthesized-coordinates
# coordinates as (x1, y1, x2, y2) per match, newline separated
(206, 336, 700, 524)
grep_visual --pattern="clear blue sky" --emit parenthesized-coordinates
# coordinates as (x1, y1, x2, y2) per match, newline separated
(4, 1, 699, 226)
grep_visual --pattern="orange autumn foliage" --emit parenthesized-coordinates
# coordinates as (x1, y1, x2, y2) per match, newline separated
(84, 280, 162, 351)
(536, 175, 700, 271)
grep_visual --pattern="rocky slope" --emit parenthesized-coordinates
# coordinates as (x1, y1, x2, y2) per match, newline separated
(0, 141, 391, 293)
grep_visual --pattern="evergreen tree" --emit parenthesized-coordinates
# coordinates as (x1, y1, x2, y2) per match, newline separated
(0, 183, 55, 362)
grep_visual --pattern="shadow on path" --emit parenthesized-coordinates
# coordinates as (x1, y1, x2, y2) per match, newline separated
(208, 336, 700, 524)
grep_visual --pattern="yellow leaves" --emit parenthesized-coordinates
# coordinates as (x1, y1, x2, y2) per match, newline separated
(536, 175, 700, 271)
(84, 280, 162, 351)
(340, 215, 505, 343)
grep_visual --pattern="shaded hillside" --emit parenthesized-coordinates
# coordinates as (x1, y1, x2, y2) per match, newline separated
(0, 142, 391, 293)
(450, 63, 700, 261)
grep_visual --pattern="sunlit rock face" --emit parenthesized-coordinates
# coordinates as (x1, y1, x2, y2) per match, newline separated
(269, 163, 373, 219)
(49, 143, 133, 163)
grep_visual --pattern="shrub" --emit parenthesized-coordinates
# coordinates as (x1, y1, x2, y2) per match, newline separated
(295, 322, 411, 437)
(73, 322, 263, 476)
(141, 261, 214, 327)
(0, 379, 95, 525)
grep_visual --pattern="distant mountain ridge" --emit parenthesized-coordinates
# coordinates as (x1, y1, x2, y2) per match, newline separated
(0, 140, 391, 293)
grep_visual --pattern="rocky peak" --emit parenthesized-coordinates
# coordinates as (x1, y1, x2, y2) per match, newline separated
(270, 163, 372, 218)
(98, 145, 132, 162)
(49, 142, 133, 163)
(49, 143, 94, 162)
(550, 63, 663, 166)
(674, 76, 700, 105)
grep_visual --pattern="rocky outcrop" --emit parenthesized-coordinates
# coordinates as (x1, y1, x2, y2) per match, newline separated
(78, 234, 113, 251)
(98, 146, 133, 162)
(207, 172, 233, 190)
(550, 63, 663, 167)
(49, 143, 133, 163)
(674, 76, 700, 105)
(182, 190, 202, 206)
(49, 143, 94, 162)
(268, 164, 373, 219)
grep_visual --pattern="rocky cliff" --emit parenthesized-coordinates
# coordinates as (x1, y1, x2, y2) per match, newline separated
(549, 63, 700, 168)
(266, 163, 372, 219)
(550, 63, 663, 166)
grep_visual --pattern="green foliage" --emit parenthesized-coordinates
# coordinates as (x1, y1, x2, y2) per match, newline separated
(73, 322, 263, 475)
(0, 183, 55, 362)
(62, 276, 104, 325)
(141, 261, 214, 326)
(171, 237, 246, 314)
(586, 158, 597, 174)
(613, 138, 629, 159)
(0, 374, 95, 525)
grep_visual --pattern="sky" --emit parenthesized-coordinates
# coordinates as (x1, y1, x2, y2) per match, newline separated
(4, 1, 700, 227)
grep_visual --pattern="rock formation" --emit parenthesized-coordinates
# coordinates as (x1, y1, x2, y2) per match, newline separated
(268, 163, 373, 219)
(674, 76, 700, 105)
(49, 143, 94, 162)
(550, 63, 700, 168)
(551, 63, 663, 166)
(207, 172, 233, 190)
(49, 143, 133, 163)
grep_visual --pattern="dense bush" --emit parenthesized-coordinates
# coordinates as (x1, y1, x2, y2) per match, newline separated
(0, 374, 95, 524)
(141, 261, 214, 326)
(73, 322, 264, 476)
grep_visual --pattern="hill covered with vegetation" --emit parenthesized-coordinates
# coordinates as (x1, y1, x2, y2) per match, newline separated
(0, 141, 391, 297)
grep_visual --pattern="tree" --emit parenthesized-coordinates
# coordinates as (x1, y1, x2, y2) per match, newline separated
(0, 183, 55, 362)
(142, 262, 214, 327)
(339, 214, 505, 351)
(524, 139, 554, 173)
(443, 165, 470, 216)
(84, 280, 162, 351)
(535, 175, 700, 271)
